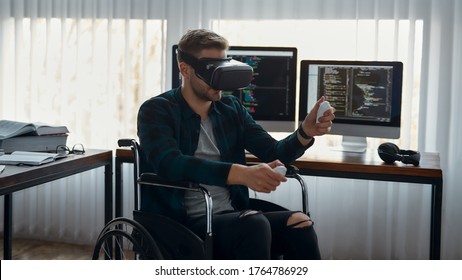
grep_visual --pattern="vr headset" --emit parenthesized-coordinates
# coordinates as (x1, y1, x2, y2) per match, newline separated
(377, 142, 421, 166)
(177, 49, 253, 90)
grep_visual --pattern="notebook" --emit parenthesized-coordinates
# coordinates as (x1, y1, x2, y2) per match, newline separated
(0, 151, 67, 166)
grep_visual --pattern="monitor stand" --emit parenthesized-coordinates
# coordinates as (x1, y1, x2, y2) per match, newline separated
(333, 136, 367, 153)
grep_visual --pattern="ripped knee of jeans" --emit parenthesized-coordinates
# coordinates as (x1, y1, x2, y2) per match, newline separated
(287, 212, 313, 228)
(239, 209, 261, 218)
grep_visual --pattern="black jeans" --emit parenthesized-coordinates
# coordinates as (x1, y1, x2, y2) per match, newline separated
(187, 210, 321, 260)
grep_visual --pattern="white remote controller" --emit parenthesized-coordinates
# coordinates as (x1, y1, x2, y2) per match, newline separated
(317, 100, 332, 123)
(273, 166, 287, 176)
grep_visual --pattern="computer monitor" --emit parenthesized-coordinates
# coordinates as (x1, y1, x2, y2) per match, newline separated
(172, 45, 298, 132)
(299, 60, 403, 152)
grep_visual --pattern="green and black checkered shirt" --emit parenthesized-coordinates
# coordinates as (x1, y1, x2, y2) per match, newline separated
(137, 87, 313, 222)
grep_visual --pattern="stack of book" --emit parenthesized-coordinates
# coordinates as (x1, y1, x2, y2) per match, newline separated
(0, 120, 69, 154)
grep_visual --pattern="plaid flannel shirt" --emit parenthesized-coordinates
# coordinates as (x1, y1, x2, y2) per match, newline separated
(137, 87, 313, 222)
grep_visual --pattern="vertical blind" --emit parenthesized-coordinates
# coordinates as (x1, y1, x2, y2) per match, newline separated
(0, 0, 460, 259)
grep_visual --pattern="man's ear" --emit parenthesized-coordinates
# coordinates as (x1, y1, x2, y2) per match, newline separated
(179, 62, 191, 78)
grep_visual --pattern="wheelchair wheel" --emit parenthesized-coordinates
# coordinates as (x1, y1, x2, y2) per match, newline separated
(92, 217, 163, 260)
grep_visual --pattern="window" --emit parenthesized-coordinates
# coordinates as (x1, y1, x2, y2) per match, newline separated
(1, 17, 165, 148)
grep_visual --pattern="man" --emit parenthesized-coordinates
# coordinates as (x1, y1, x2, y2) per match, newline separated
(137, 29, 335, 259)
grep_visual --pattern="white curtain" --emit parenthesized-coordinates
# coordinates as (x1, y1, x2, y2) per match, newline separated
(1, 0, 460, 259)
(0, 0, 169, 245)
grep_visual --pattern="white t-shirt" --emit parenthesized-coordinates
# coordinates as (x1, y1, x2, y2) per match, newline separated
(183, 118, 234, 218)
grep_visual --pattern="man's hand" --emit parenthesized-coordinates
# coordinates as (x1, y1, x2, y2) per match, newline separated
(227, 160, 287, 193)
(301, 96, 336, 138)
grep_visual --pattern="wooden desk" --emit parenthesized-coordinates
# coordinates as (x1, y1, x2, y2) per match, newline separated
(115, 147, 443, 260)
(0, 149, 113, 260)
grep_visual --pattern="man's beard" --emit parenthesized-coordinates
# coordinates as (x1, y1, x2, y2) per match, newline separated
(192, 81, 222, 102)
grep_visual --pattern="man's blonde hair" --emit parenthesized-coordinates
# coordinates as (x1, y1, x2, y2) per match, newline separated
(177, 29, 229, 62)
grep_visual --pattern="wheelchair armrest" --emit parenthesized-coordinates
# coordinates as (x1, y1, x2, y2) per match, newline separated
(118, 138, 137, 148)
(246, 162, 299, 177)
(285, 165, 299, 178)
(138, 172, 203, 192)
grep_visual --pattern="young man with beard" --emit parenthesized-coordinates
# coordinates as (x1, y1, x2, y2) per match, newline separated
(137, 29, 335, 259)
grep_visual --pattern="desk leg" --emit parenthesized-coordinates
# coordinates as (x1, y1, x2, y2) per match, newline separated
(430, 181, 443, 260)
(3, 194, 12, 260)
(115, 158, 123, 218)
(104, 163, 113, 224)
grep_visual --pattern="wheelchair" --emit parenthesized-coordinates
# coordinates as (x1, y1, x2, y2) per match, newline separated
(92, 139, 310, 260)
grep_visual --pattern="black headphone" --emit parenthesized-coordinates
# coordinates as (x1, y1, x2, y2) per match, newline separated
(377, 142, 421, 166)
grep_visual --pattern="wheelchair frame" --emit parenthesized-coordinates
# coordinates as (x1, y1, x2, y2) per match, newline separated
(92, 138, 310, 260)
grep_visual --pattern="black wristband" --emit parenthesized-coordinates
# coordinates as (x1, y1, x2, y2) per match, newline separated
(297, 124, 313, 140)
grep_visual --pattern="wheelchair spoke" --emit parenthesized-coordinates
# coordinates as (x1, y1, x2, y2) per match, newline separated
(92, 217, 163, 260)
